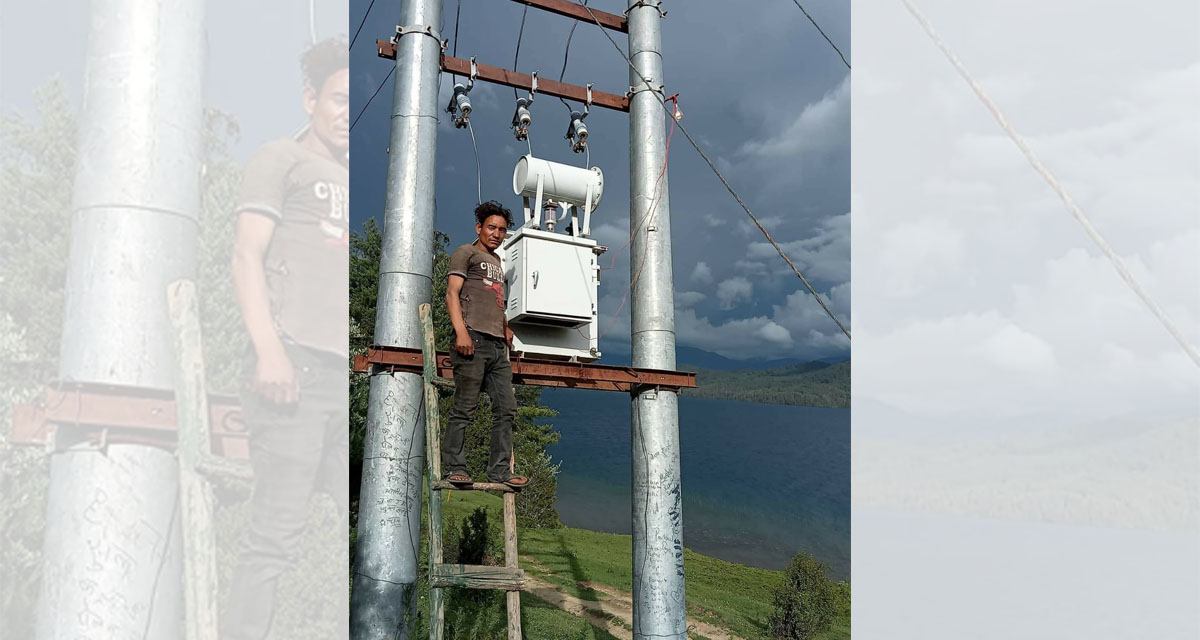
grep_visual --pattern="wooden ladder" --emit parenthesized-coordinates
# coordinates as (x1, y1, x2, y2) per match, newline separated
(418, 304, 524, 640)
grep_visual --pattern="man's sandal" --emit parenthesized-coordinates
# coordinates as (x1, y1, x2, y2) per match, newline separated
(501, 475, 529, 489)
(446, 472, 473, 485)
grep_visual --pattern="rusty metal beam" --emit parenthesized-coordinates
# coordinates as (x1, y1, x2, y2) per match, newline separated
(506, 0, 628, 32)
(353, 346, 696, 391)
(9, 383, 248, 459)
(375, 43, 631, 112)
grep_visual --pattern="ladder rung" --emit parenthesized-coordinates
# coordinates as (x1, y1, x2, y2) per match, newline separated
(430, 376, 455, 390)
(430, 564, 524, 590)
(432, 480, 517, 493)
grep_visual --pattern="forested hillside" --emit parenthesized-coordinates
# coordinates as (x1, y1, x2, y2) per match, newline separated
(681, 360, 850, 408)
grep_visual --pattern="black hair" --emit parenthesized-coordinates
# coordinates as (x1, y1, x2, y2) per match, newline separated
(301, 37, 349, 91)
(475, 200, 514, 227)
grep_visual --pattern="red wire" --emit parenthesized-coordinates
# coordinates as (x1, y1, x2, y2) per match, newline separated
(598, 99, 678, 341)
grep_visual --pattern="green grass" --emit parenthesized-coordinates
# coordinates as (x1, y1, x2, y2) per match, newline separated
(438, 490, 850, 640)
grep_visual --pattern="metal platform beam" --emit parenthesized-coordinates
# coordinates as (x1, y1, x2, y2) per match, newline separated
(505, 0, 628, 32)
(375, 44, 632, 112)
(354, 345, 696, 391)
(9, 383, 248, 460)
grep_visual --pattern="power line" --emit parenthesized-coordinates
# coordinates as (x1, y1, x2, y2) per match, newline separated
(466, 120, 482, 204)
(512, 3, 529, 101)
(581, 5, 852, 342)
(349, 0, 377, 50)
(557, 0, 589, 112)
(902, 0, 1199, 368)
(451, 0, 462, 81)
(788, 0, 851, 69)
(350, 65, 394, 132)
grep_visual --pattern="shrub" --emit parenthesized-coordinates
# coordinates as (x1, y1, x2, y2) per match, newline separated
(768, 552, 838, 640)
(452, 506, 500, 566)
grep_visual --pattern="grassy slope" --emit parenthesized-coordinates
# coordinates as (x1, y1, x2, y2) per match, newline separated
(680, 361, 850, 409)
(440, 491, 850, 640)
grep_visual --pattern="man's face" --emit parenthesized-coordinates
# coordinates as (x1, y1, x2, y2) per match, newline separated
(476, 214, 509, 251)
(304, 67, 350, 154)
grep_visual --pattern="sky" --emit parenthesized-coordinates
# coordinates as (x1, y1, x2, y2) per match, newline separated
(852, 0, 1199, 425)
(349, 0, 851, 363)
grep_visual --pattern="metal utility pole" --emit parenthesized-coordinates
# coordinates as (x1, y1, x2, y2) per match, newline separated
(35, 0, 205, 637)
(350, 0, 443, 636)
(627, 1, 687, 637)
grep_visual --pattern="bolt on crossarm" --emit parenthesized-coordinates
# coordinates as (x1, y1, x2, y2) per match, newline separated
(349, 0, 444, 637)
(626, 0, 687, 638)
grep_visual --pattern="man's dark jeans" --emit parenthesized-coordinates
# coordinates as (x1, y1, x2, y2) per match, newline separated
(442, 328, 518, 482)
(222, 344, 348, 640)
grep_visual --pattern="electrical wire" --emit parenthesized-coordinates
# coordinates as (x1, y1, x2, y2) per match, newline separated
(557, 0, 589, 112)
(788, 0, 851, 69)
(349, 0, 377, 50)
(597, 102, 676, 341)
(450, 0, 462, 82)
(903, 0, 1199, 367)
(466, 120, 482, 205)
(512, 3, 529, 101)
(582, 4, 851, 341)
(350, 66, 394, 132)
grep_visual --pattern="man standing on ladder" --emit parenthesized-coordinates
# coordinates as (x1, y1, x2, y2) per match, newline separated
(225, 38, 350, 640)
(442, 201, 530, 489)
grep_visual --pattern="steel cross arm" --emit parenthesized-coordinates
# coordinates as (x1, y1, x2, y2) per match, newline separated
(9, 382, 249, 459)
(376, 42, 631, 112)
(354, 345, 696, 391)
(505, 0, 628, 32)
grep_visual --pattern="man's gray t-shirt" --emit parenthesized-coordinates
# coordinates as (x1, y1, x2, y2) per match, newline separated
(236, 138, 349, 357)
(449, 241, 506, 339)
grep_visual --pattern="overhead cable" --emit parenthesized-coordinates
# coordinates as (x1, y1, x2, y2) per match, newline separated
(349, 0, 377, 50)
(350, 66, 394, 132)
(788, 0, 851, 69)
(902, 0, 1198, 368)
(512, 3, 529, 100)
(557, 0, 589, 112)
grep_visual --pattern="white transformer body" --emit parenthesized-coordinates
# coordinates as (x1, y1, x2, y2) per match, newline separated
(502, 226, 601, 362)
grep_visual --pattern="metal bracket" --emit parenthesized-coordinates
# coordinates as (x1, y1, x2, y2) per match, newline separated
(626, 79, 665, 99)
(633, 385, 661, 400)
(395, 24, 444, 44)
(469, 56, 479, 88)
(529, 70, 539, 98)
(624, 0, 667, 17)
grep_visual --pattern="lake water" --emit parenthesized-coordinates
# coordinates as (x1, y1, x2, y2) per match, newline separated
(539, 388, 850, 580)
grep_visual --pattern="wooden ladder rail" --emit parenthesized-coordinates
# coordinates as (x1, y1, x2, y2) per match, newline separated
(419, 304, 523, 640)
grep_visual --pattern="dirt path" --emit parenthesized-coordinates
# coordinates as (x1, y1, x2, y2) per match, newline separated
(521, 557, 744, 640)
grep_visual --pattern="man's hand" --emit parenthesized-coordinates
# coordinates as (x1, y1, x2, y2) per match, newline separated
(251, 348, 298, 404)
(454, 329, 474, 356)
(505, 326, 515, 350)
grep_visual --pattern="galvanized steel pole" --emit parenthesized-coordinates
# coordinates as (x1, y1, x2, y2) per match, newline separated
(627, 1, 687, 638)
(35, 0, 205, 636)
(349, 0, 443, 637)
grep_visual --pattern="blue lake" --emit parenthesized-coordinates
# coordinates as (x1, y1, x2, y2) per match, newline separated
(539, 388, 850, 580)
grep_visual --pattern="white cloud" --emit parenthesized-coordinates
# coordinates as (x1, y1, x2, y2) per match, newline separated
(748, 212, 850, 283)
(690, 261, 714, 284)
(739, 74, 851, 158)
(674, 291, 707, 308)
(736, 215, 784, 238)
(734, 259, 768, 275)
(756, 321, 794, 346)
(703, 213, 727, 227)
(716, 277, 753, 309)
(592, 222, 631, 249)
